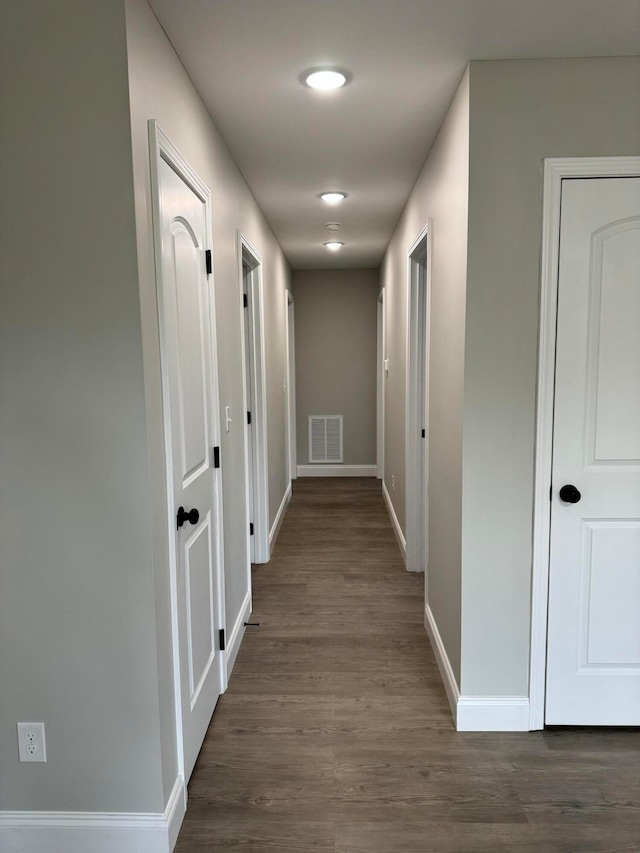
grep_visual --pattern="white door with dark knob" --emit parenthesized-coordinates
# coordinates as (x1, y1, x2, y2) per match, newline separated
(546, 176, 640, 724)
(152, 126, 226, 779)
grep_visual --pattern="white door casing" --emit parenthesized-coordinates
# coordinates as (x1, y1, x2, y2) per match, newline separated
(242, 260, 256, 564)
(531, 158, 640, 729)
(149, 123, 226, 781)
(286, 294, 297, 481)
(238, 232, 269, 564)
(377, 289, 385, 480)
(405, 222, 431, 574)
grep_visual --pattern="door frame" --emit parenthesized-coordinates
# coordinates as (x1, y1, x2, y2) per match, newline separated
(377, 287, 385, 480)
(529, 156, 640, 730)
(405, 222, 432, 574)
(285, 291, 296, 482)
(237, 231, 270, 564)
(148, 121, 227, 783)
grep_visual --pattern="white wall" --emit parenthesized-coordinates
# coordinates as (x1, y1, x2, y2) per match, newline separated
(294, 269, 379, 467)
(462, 57, 640, 696)
(0, 0, 164, 813)
(125, 0, 291, 800)
(381, 70, 470, 684)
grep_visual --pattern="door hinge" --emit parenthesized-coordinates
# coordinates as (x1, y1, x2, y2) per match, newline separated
(205, 249, 212, 275)
(213, 446, 220, 469)
(243, 293, 248, 308)
(421, 428, 426, 438)
(249, 522, 254, 535)
(549, 484, 553, 501)
(219, 628, 226, 651)
(247, 411, 252, 425)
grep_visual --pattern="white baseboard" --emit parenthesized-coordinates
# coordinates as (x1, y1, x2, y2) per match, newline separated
(226, 589, 252, 677)
(269, 481, 292, 548)
(424, 604, 459, 723)
(0, 775, 186, 853)
(456, 696, 530, 731)
(382, 481, 406, 563)
(166, 776, 186, 851)
(296, 465, 377, 477)
(423, 605, 530, 731)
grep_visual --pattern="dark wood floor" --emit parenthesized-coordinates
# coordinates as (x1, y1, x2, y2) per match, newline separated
(175, 478, 640, 852)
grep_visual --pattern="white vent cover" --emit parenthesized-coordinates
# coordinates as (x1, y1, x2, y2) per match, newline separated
(309, 415, 343, 463)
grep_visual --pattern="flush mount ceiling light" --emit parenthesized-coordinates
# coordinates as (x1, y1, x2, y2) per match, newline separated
(319, 191, 348, 204)
(301, 67, 351, 90)
(324, 241, 344, 251)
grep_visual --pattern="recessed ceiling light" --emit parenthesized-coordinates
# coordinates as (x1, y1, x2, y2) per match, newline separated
(301, 68, 351, 90)
(319, 192, 348, 204)
(324, 241, 344, 251)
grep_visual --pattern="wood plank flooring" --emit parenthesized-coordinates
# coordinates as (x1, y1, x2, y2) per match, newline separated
(175, 478, 640, 852)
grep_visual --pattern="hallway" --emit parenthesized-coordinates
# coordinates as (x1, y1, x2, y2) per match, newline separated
(175, 480, 640, 853)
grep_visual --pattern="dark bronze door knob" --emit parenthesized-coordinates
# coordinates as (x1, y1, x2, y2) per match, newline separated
(559, 485, 581, 504)
(177, 506, 200, 528)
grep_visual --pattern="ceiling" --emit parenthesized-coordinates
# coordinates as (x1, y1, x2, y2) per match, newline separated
(148, 0, 640, 270)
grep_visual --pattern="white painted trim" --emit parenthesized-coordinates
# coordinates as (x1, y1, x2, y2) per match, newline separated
(269, 481, 292, 547)
(456, 697, 530, 732)
(238, 231, 270, 564)
(405, 222, 432, 574)
(376, 288, 385, 480)
(530, 157, 640, 731)
(284, 290, 292, 482)
(382, 480, 406, 563)
(166, 775, 187, 852)
(286, 296, 297, 480)
(424, 604, 459, 724)
(297, 465, 377, 478)
(0, 776, 186, 853)
(237, 234, 254, 582)
(225, 588, 252, 677)
(423, 605, 529, 731)
(148, 122, 227, 784)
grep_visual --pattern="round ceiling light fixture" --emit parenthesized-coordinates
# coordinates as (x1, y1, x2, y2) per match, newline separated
(324, 241, 344, 251)
(319, 191, 348, 204)
(301, 67, 351, 90)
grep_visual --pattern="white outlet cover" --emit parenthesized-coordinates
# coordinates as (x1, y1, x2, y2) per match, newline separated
(17, 722, 47, 762)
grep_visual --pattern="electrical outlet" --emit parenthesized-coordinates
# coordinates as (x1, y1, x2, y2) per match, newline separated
(17, 722, 47, 763)
(391, 474, 395, 492)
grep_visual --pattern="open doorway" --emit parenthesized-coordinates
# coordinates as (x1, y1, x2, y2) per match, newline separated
(377, 287, 385, 480)
(405, 222, 431, 574)
(238, 233, 269, 564)
(285, 291, 297, 482)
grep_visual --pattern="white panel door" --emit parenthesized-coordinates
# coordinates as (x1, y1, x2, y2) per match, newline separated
(157, 151, 225, 779)
(547, 176, 640, 724)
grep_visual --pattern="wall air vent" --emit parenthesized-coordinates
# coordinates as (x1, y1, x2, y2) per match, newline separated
(309, 415, 343, 463)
